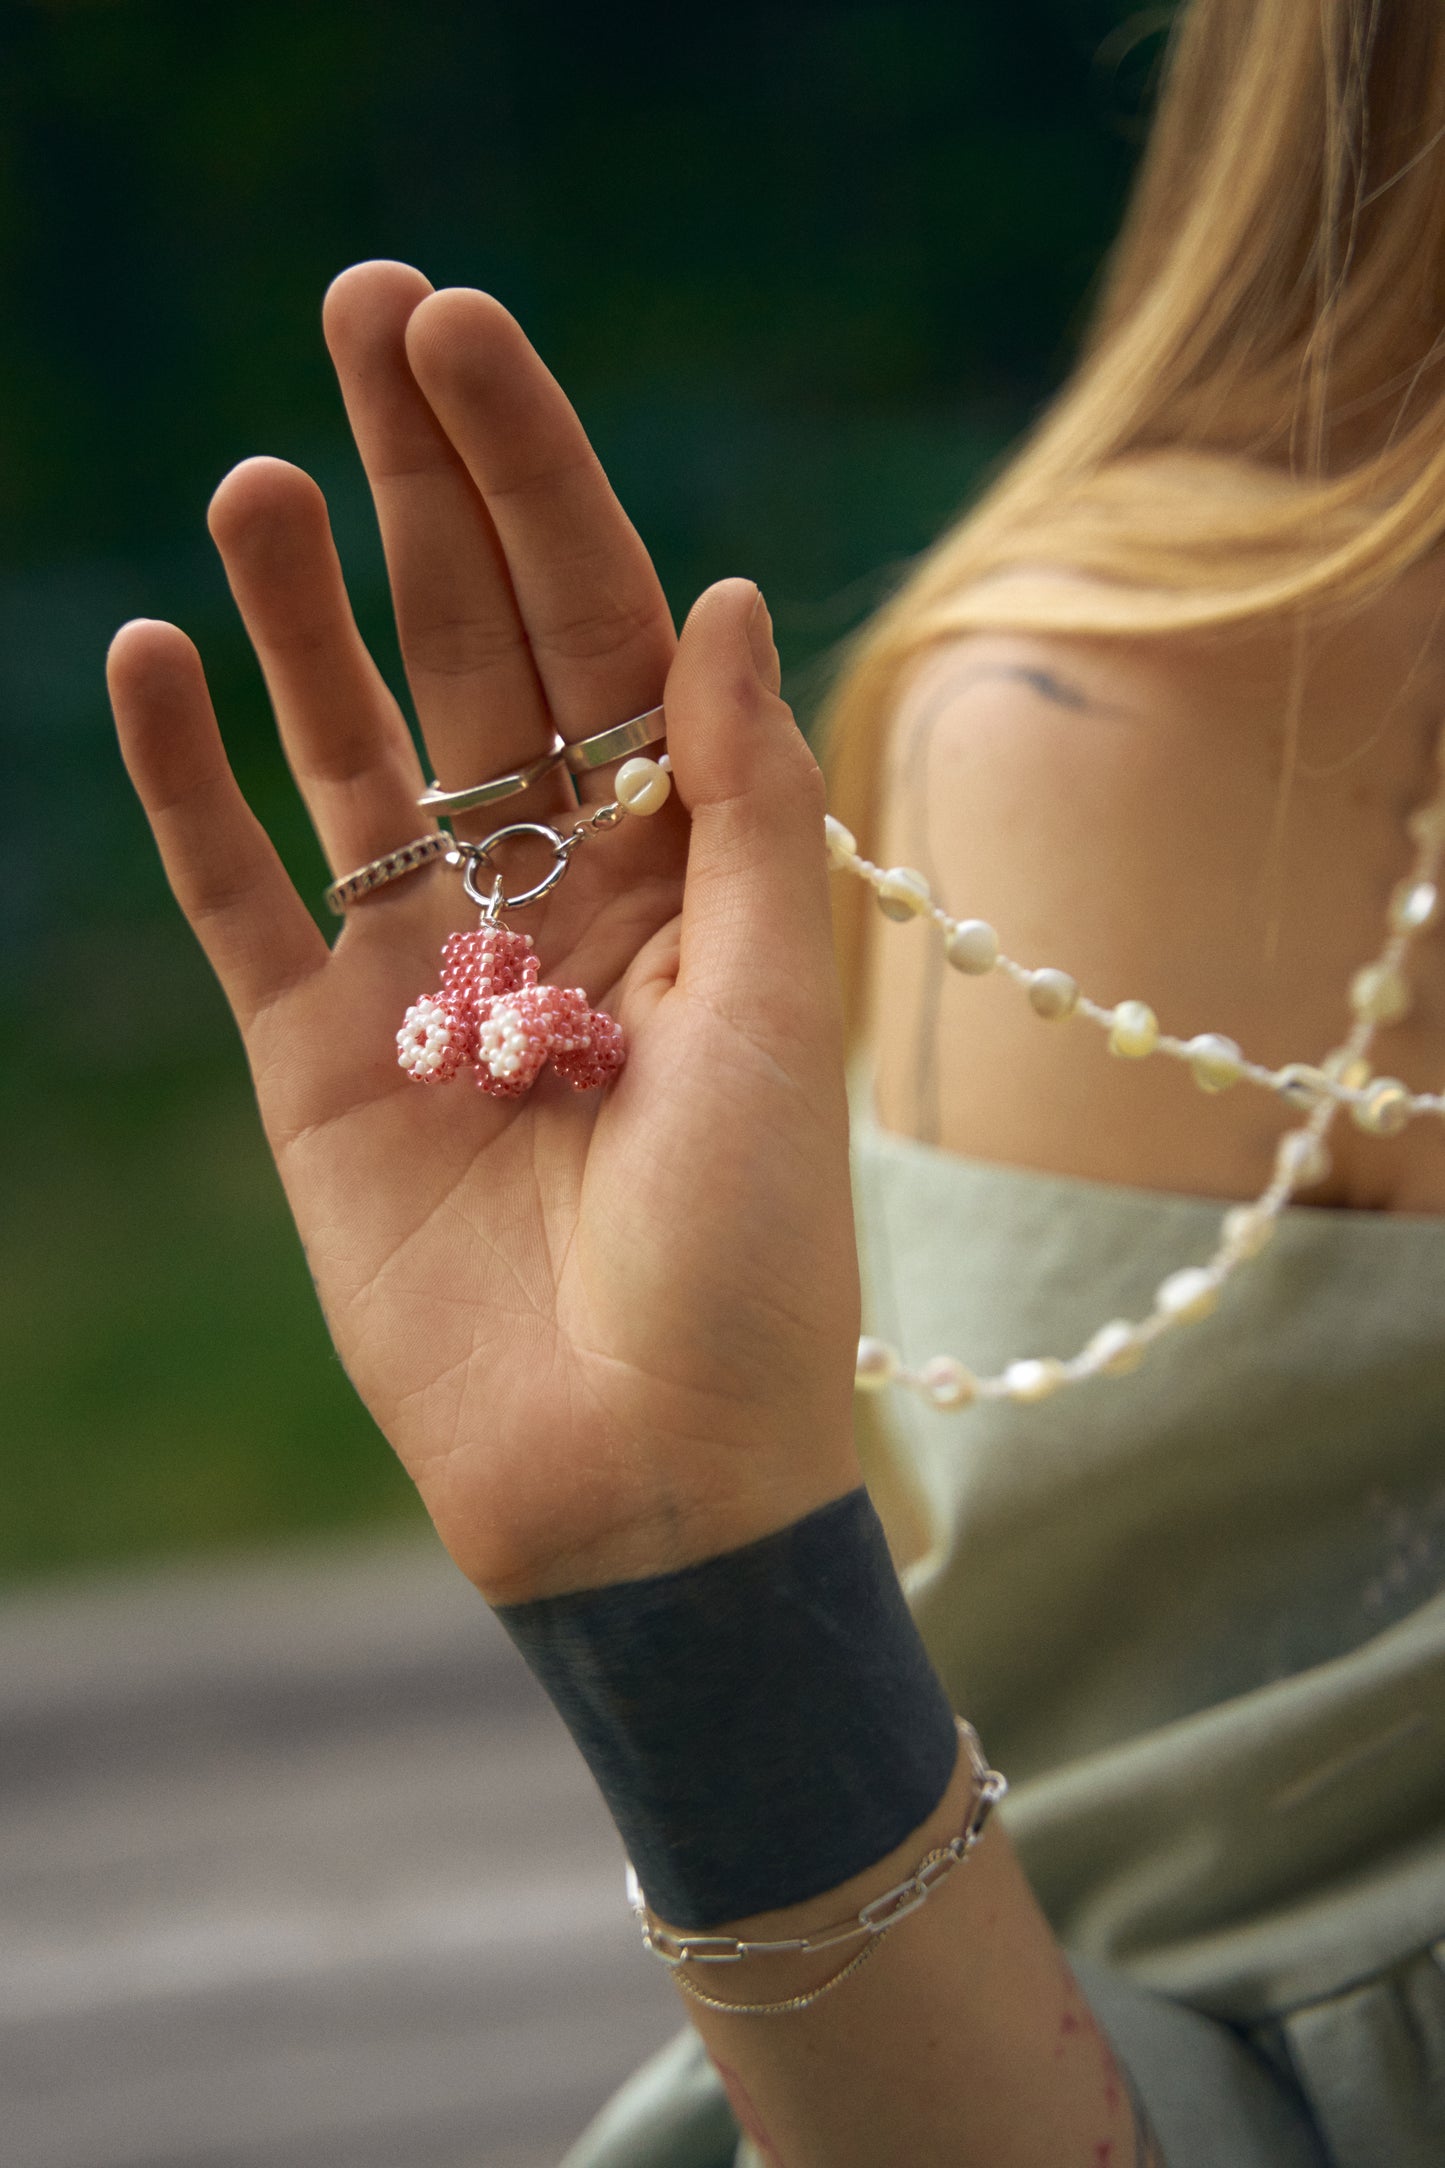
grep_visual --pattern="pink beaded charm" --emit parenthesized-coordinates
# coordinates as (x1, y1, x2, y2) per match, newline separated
(398, 922, 625, 1096)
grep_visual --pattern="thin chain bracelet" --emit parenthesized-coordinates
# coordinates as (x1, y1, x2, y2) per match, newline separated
(668, 1920, 889, 2017)
(625, 1718, 1005, 2017)
(834, 724, 1445, 1413)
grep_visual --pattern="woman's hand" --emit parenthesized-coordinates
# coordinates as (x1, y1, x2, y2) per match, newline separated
(108, 261, 862, 1603)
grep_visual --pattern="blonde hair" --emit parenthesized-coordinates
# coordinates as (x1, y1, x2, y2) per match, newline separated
(820, 0, 1445, 1028)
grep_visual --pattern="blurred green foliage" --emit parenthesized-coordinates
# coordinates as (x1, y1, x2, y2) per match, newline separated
(0, 0, 1163, 1580)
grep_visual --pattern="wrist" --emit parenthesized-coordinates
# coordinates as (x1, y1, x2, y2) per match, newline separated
(494, 1486, 959, 1929)
(468, 1440, 864, 1606)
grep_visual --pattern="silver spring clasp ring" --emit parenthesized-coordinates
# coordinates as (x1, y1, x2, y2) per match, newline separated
(446, 821, 576, 918)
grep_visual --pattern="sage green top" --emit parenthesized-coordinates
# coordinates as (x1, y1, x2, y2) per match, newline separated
(563, 1084, 1445, 2168)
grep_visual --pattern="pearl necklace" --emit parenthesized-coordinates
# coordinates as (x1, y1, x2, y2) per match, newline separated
(830, 728, 1445, 1412)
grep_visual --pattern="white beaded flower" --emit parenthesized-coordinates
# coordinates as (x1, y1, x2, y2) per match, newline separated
(396, 996, 464, 1082)
(476, 1000, 536, 1081)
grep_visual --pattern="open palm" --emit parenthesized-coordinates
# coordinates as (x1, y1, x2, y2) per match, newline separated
(109, 263, 862, 1602)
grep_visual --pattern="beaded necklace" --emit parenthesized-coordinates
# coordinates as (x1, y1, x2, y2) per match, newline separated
(828, 726, 1445, 1413)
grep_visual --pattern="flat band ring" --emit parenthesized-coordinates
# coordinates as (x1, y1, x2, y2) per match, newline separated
(561, 704, 666, 773)
(416, 705, 666, 817)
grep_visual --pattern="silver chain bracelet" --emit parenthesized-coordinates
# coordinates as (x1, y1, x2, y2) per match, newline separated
(625, 1717, 1006, 1979)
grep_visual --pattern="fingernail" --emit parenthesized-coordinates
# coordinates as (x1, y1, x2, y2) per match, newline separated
(747, 590, 781, 694)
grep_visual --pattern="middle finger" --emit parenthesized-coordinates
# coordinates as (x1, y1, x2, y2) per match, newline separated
(323, 260, 575, 836)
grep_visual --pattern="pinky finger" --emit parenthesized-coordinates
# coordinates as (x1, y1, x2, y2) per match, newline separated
(108, 619, 328, 1032)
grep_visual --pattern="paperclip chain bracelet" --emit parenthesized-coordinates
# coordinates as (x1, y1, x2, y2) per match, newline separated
(624, 1718, 1006, 2014)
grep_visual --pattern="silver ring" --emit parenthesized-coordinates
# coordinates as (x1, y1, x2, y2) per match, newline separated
(416, 706, 666, 817)
(448, 823, 573, 914)
(417, 743, 568, 818)
(324, 833, 449, 916)
(562, 705, 665, 773)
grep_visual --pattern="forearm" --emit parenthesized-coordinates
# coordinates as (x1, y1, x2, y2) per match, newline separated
(671, 1769, 1160, 2168)
(499, 1487, 1164, 2168)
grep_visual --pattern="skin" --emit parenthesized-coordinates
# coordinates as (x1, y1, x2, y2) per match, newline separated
(110, 263, 863, 1606)
(864, 572, 1445, 1215)
(110, 258, 1409, 2164)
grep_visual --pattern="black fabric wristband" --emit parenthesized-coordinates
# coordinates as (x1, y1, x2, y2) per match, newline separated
(494, 1486, 961, 1930)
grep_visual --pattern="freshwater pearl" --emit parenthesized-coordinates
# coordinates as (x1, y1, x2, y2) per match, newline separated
(1187, 1033, 1243, 1092)
(1388, 878, 1440, 934)
(1003, 1356, 1068, 1402)
(1027, 967, 1078, 1020)
(945, 918, 999, 974)
(1275, 1063, 1332, 1108)
(1222, 1203, 1276, 1258)
(1155, 1266, 1220, 1322)
(1350, 962, 1412, 1025)
(876, 866, 933, 920)
(1275, 1129, 1332, 1188)
(1109, 1001, 1159, 1058)
(1322, 1046, 1371, 1091)
(1083, 1320, 1145, 1375)
(615, 757, 672, 816)
(855, 1336, 898, 1388)
(919, 1355, 978, 1408)
(824, 814, 857, 868)
(1351, 1076, 1412, 1136)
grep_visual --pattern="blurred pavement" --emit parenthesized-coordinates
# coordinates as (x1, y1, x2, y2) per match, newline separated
(0, 1535, 682, 2168)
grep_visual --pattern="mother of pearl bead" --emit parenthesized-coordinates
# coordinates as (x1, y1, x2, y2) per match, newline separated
(1222, 1202, 1276, 1258)
(1083, 1319, 1145, 1375)
(876, 866, 934, 919)
(1155, 1266, 1220, 1322)
(945, 919, 999, 974)
(855, 1336, 898, 1388)
(824, 814, 857, 868)
(1351, 1076, 1412, 1136)
(614, 756, 672, 816)
(1003, 1356, 1067, 1401)
(919, 1355, 977, 1408)
(1027, 967, 1078, 1020)
(1108, 1000, 1159, 1058)
(1350, 961, 1411, 1025)
(1187, 1033, 1243, 1092)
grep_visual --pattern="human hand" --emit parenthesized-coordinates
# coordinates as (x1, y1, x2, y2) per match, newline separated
(108, 262, 862, 1602)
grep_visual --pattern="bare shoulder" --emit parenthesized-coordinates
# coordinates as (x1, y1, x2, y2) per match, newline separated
(860, 569, 1445, 1211)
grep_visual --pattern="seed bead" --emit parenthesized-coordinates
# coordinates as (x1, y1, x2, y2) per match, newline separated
(855, 1336, 898, 1389)
(876, 867, 934, 920)
(1027, 968, 1078, 1020)
(1109, 1001, 1160, 1059)
(1351, 1077, 1412, 1137)
(945, 919, 1000, 975)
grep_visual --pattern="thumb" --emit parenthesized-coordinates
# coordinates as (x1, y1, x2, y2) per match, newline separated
(664, 577, 841, 1048)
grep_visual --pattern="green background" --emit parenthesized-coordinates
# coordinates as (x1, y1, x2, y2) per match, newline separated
(0, 0, 1162, 1580)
